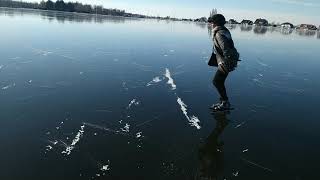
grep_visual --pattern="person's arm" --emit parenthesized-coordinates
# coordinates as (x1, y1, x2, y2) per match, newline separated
(215, 32, 234, 72)
(215, 32, 233, 60)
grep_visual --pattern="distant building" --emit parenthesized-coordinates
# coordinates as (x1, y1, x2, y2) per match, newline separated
(296, 29, 316, 36)
(280, 28, 293, 35)
(195, 17, 207, 23)
(228, 19, 239, 24)
(298, 24, 317, 30)
(181, 18, 193, 22)
(254, 18, 268, 26)
(253, 26, 268, 34)
(241, 20, 253, 25)
(281, 22, 294, 28)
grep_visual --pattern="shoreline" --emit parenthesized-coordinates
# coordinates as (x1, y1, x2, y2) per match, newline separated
(0, 7, 197, 22)
(1, 7, 319, 32)
(0, 7, 143, 20)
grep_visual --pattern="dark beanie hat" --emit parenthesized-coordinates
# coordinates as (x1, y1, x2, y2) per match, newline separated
(209, 14, 226, 25)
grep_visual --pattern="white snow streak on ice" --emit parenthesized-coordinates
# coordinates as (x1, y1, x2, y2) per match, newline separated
(2, 83, 15, 90)
(242, 149, 249, 153)
(177, 97, 201, 129)
(164, 68, 176, 90)
(84, 122, 132, 137)
(146, 77, 162, 86)
(257, 60, 269, 67)
(136, 132, 142, 138)
(164, 68, 201, 129)
(62, 125, 85, 155)
(9, 57, 21, 60)
(32, 48, 53, 56)
(48, 140, 58, 145)
(101, 164, 110, 171)
(45, 145, 53, 151)
(127, 99, 140, 109)
(95, 160, 111, 177)
(233, 171, 239, 177)
(121, 123, 130, 133)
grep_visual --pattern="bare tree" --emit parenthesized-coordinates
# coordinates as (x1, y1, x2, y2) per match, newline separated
(209, 8, 217, 18)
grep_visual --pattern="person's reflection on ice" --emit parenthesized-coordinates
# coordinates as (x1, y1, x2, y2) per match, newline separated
(197, 112, 229, 180)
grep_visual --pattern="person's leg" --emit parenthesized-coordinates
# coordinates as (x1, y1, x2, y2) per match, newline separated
(213, 69, 229, 101)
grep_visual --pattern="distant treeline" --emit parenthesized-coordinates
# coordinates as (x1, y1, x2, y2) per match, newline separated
(0, 0, 142, 17)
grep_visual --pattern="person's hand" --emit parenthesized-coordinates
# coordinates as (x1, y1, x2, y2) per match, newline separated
(226, 55, 238, 71)
(218, 63, 228, 74)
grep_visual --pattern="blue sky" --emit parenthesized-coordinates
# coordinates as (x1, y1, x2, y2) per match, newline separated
(26, 0, 319, 25)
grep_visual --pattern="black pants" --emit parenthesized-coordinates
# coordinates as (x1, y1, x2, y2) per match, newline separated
(213, 69, 229, 101)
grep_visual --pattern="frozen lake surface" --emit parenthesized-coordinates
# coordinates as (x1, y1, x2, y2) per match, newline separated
(1, 8, 320, 180)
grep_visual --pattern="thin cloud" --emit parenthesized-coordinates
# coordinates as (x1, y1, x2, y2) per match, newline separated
(272, 0, 320, 7)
